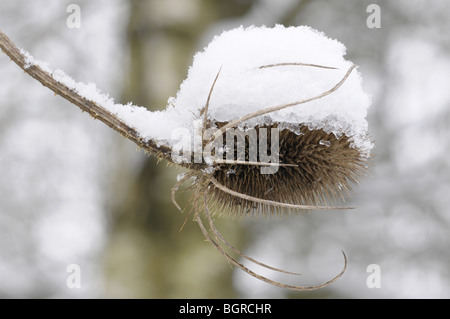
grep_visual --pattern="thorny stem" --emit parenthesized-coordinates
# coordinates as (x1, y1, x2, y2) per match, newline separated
(0, 29, 175, 165)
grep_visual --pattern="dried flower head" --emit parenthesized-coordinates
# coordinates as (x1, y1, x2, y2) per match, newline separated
(171, 62, 370, 291)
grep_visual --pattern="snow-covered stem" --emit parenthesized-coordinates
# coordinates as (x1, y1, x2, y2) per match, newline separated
(0, 29, 173, 164)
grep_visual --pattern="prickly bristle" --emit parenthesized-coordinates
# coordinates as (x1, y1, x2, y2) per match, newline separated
(202, 123, 369, 218)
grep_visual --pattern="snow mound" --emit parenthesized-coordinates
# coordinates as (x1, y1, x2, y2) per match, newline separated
(168, 25, 373, 156)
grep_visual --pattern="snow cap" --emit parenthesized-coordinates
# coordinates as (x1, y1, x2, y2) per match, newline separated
(169, 25, 372, 156)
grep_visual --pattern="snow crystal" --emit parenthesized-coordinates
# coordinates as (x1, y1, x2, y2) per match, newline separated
(21, 48, 52, 73)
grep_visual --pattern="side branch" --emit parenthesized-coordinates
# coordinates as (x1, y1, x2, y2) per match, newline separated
(0, 29, 173, 164)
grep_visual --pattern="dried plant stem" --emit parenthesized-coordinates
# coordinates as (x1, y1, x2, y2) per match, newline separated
(0, 29, 174, 164)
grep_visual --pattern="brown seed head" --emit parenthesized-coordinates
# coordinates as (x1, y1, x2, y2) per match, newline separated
(201, 122, 369, 218)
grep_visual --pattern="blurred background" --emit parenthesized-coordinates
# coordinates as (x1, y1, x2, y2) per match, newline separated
(1, 0, 450, 298)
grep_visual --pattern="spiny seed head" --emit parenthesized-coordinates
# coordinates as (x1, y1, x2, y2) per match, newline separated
(199, 122, 369, 218)
(170, 62, 370, 291)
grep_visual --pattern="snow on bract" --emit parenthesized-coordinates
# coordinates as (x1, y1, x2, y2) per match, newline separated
(22, 25, 372, 157)
(167, 25, 373, 157)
